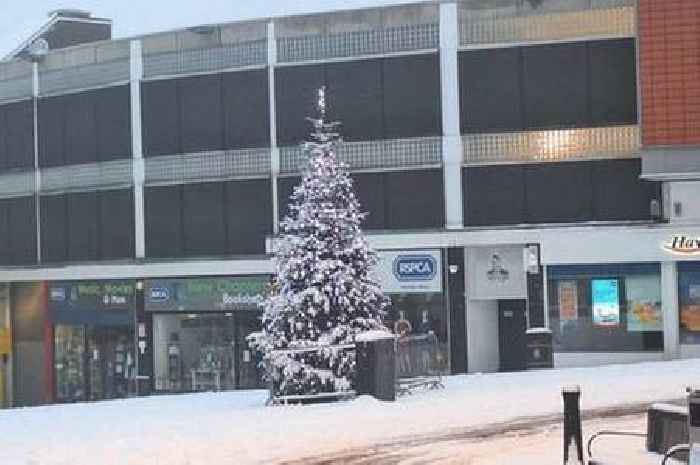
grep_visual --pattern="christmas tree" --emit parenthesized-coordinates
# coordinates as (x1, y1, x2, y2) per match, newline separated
(250, 87, 389, 398)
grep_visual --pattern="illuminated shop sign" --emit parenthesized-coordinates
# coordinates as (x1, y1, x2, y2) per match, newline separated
(393, 255, 437, 281)
(663, 235, 700, 256)
(592, 278, 620, 328)
(375, 250, 443, 294)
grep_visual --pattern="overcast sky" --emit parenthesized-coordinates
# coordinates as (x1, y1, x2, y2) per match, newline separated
(0, 0, 419, 57)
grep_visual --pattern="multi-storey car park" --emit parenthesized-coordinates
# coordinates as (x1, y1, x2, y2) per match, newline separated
(0, 0, 699, 407)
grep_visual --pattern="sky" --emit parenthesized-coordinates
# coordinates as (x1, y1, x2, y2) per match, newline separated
(0, 0, 420, 58)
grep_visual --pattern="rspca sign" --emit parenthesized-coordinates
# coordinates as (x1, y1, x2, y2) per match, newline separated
(376, 250, 442, 294)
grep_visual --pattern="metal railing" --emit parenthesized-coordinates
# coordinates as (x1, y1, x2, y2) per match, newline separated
(39, 59, 130, 96)
(40, 159, 133, 194)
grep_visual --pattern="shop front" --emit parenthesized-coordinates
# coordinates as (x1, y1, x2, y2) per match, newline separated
(0, 284, 10, 408)
(48, 281, 137, 403)
(376, 249, 450, 375)
(145, 276, 268, 393)
(678, 262, 700, 353)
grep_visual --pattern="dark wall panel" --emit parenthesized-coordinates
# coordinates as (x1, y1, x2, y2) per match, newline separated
(592, 159, 657, 221)
(0, 201, 9, 265)
(464, 165, 526, 226)
(64, 91, 97, 165)
(40, 195, 68, 263)
(6, 196, 37, 265)
(145, 185, 183, 258)
(179, 74, 224, 153)
(352, 172, 387, 230)
(522, 42, 589, 129)
(525, 163, 593, 223)
(95, 85, 131, 161)
(589, 39, 638, 125)
(459, 48, 523, 133)
(1, 101, 34, 170)
(38, 95, 66, 167)
(326, 59, 383, 141)
(141, 79, 180, 157)
(383, 54, 441, 138)
(224, 179, 272, 255)
(182, 182, 225, 256)
(67, 192, 99, 261)
(275, 65, 325, 146)
(222, 70, 270, 149)
(386, 169, 444, 229)
(100, 189, 134, 259)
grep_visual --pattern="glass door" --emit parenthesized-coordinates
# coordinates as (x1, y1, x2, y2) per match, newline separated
(54, 325, 88, 402)
(235, 311, 263, 389)
(87, 326, 135, 401)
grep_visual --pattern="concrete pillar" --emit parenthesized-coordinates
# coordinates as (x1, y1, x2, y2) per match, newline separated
(32, 62, 41, 264)
(130, 40, 146, 259)
(661, 261, 680, 360)
(267, 21, 280, 235)
(439, 1, 464, 229)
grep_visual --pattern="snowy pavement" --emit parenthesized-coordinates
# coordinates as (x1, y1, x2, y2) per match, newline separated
(2, 358, 699, 465)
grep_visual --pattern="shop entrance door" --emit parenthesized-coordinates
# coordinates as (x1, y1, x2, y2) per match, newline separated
(498, 300, 527, 372)
(55, 325, 135, 402)
(235, 311, 263, 389)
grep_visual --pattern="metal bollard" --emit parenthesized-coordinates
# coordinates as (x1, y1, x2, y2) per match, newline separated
(563, 385, 584, 465)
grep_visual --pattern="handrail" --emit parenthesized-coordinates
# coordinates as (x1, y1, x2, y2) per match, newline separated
(661, 443, 689, 465)
(586, 430, 646, 459)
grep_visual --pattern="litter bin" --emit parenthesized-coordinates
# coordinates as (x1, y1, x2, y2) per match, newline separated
(526, 328, 553, 370)
(355, 331, 396, 402)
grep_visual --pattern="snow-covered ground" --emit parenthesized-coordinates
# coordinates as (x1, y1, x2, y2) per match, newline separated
(2, 359, 698, 465)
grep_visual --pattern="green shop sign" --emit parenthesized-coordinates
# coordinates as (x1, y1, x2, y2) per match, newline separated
(145, 277, 269, 312)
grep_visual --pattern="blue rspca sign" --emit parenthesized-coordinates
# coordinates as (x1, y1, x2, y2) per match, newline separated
(393, 255, 437, 282)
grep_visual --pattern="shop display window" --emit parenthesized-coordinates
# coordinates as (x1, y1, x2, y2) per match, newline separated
(679, 262, 700, 344)
(548, 264, 663, 352)
(384, 293, 449, 375)
(153, 312, 262, 392)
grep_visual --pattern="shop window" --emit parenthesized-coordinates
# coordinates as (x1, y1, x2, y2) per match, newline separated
(547, 264, 663, 352)
(678, 262, 700, 344)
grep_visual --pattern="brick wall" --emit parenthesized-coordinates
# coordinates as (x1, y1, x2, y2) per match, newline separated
(639, 0, 700, 147)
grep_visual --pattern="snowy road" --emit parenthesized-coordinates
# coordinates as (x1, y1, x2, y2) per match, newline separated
(1, 359, 698, 465)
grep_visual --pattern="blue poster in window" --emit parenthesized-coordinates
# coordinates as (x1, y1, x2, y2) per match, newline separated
(592, 279, 620, 328)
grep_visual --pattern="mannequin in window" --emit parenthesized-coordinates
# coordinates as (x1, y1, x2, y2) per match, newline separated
(394, 310, 413, 376)
(394, 310, 412, 336)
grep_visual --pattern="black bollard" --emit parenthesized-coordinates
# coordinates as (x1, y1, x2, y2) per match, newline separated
(563, 385, 584, 465)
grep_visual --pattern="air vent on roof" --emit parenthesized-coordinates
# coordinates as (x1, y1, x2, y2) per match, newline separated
(49, 9, 92, 19)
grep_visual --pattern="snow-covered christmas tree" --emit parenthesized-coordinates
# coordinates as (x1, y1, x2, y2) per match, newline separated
(250, 87, 389, 398)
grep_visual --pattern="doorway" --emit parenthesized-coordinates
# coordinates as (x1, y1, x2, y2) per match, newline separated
(498, 300, 528, 372)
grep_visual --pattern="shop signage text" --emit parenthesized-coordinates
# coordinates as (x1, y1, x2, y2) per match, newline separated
(664, 235, 700, 256)
(145, 277, 268, 312)
(393, 255, 437, 281)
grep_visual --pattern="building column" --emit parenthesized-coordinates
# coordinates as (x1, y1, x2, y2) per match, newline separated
(661, 261, 680, 360)
(32, 62, 41, 264)
(267, 21, 280, 235)
(439, 1, 464, 229)
(130, 40, 146, 259)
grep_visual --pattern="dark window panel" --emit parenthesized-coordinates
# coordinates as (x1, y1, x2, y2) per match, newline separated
(179, 74, 224, 153)
(182, 182, 225, 256)
(64, 91, 97, 165)
(589, 39, 638, 126)
(38, 95, 66, 167)
(1, 101, 34, 170)
(145, 185, 183, 258)
(40, 195, 68, 263)
(383, 54, 441, 139)
(66, 192, 99, 261)
(141, 79, 180, 157)
(95, 85, 131, 161)
(222, 69, 270, 149)
(275, 65, 325, 146)
(591, 159, 659, 221)
(386, 169, 444, 229)
(99, 189, 134, 259)
(326, 59, 384, 141)
(351, 172, 387, 230)
(0, 201, 9, 265)
(522, 42, 589, 129)
(464, 165, 526, 226)
(277, 176, 301, 222)
(525, 162, 594, 223)
(6, 196, 37, 265)
(459, 48, 524, 133)
(224, 179, 272, 255)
